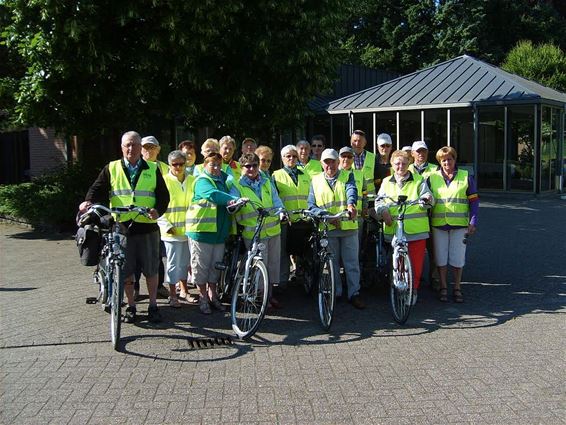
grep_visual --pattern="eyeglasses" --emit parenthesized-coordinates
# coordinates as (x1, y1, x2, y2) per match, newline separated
(170, 162, 185, 167)
(260, 158, 272, 163)
(340, 155, 353, 159)
(311, 144, 323, 148)
(285, 155, 298, 159)
(243, 163, 258, 169)
(208, 163, 221, 169)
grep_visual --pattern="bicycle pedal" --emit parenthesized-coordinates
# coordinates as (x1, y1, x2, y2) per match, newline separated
(85, 297, 98, 304)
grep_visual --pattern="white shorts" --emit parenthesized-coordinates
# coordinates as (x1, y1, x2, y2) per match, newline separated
(432, 227, 467, 268)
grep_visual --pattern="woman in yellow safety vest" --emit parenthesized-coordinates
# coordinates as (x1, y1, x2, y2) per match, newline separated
(428, 146, 478, 303)
(186, 152, 242, 315)
(374, 149, 434, 306)
(230, 152, 287, 309)
(158, 150, 196, 308)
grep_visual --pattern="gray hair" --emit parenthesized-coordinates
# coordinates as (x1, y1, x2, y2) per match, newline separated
(121, 131, 141, 145)
(168, 150, 187, 164)
(296, 140, 310, 149)
(219, 135, 236, 148)
(281, 144, 298, 157)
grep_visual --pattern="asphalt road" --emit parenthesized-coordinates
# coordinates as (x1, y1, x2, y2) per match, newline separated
(1, 196, 565, 424)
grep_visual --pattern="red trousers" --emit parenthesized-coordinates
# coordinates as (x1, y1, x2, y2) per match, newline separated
(408, 239, 427, 290)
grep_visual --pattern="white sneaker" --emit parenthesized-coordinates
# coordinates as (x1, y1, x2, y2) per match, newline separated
(168, 296, 181, 308)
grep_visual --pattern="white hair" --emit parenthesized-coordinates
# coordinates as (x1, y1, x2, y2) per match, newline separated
(281, 144, 298, 157)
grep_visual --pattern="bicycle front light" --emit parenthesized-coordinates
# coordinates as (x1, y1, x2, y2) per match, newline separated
(257, 242, 266, 251)
(319, 238, 329, 248)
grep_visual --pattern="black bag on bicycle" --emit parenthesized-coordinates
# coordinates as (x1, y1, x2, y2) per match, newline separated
(286, 220, 315, 256)
(75, 224, 102, 266)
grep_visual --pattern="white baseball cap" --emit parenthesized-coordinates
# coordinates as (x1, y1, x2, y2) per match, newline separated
(141, 136, 159, 147)
(377, 133, 393, 146)
(320, 148, 339, 161)
(411, 140, 428, 151)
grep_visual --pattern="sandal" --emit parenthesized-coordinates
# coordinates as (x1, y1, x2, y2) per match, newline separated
(453, 288, 464, 303)
(439, 288, 448, 302)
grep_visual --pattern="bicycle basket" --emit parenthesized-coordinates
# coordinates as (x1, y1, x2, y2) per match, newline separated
(75, 224, 102, 266)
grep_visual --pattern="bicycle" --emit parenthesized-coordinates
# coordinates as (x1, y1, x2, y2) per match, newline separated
(290, 209, 351, 331)
(360, 194, 390, 288)
(376, 194, 428, 324)
(78, 204, 150, 350)
(227, 200, 286, 339)
(215, 225, 245, 302)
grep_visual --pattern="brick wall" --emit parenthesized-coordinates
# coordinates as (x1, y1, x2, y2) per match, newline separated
(28, 127, 67, 177)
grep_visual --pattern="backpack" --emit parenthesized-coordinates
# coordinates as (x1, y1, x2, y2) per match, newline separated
(76, 224, 102, 266)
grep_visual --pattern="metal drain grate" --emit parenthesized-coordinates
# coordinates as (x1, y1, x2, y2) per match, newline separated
(187, 337, 234, 349)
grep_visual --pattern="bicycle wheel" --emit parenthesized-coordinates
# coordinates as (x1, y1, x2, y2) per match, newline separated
(218, 240, 242, 302)
(110, 263, 123, 350)
(390, 251, 413, 324)
(95, 258, 109, 308)
(231, 259, 269, 339)
(318, 256, 336, 331)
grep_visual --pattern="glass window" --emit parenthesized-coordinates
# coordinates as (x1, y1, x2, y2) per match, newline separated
(507, 106, 535, 191)
(331, 114, 349, 149)
(478, 107, 504, 190)
(398, 110, 421, 149)
(424, 109, 447, 161)
(352, 113, 373, 150)
(375, 111, 397, 146)
(311, 115, 331, 146)
(450, 108, 474, 171)
(541, 106, 559, 191)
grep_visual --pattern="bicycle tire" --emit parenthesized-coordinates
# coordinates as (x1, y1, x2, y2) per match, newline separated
(95, 259, 109, 308)
(390, 251, 413, 324)
(218, 240, 242, 302)
(318, 256, 336, 331)
(231, 259, 269, 339)
(110, 263, 123, 350)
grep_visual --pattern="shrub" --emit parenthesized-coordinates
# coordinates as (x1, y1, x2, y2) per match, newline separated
(0, 162, 100, 231)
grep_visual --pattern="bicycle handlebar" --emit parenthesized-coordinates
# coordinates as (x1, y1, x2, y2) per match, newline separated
(78, 204, 150, 226)
(374, 195, 430, 207)
(290, 209, 353, 222)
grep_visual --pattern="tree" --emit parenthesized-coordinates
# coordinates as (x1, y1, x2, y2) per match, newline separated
(1, 0, 349, 140)
(343, 0, 437, 74)
(501, 41, 566, 92)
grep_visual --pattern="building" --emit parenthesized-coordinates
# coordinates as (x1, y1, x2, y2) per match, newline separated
(323, 55, 566, 194)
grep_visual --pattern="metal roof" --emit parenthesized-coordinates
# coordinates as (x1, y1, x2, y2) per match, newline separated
(327, 55, 566, 114)
(308, 64, 398, 113)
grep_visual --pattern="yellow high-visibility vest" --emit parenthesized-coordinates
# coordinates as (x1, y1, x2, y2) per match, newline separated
(429, 169, 469, 227)
(233, 179, 281, 240)
(161, 173, 194, 237)
(272, 169, 310, 222)
(185, 174, 218, 233)
(380, 173, 429, 237)
(109, 160, 157, 223)
(311, 172, 357, 231)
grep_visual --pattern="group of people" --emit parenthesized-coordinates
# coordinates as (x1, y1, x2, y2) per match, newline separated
(79, 129, 478, 324)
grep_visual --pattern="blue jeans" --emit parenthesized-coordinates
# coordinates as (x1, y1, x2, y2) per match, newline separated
(328, 230, 360, 299)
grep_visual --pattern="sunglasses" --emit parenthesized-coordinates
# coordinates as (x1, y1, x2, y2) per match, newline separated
(243, 163, 259, 169)
(311, 144, 323, 148)
(170, 162, 185, 167)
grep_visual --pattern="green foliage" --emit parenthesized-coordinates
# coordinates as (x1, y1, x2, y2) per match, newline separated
(1, 0, 349, 138)
(344, 0, 566, 73)
(0, 162, 100, 230)
(501, 41, 566, 92)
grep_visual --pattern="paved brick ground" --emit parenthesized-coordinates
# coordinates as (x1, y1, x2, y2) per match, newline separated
(1, 197, 565, 424)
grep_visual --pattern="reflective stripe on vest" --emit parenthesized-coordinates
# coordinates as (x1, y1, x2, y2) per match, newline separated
(272, 169, 311, 222)
(108, 160, 157, 223)
(161, 173, 194, 237)
(185, 175, 218, 233)
(233, 179, 281, 240)
(429, 170, 469, 227)
(311, 172, 358, 231)
(380, 173, 430, 236)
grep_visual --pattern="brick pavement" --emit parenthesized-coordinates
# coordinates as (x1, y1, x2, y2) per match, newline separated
(1, 197, 565, 424)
